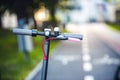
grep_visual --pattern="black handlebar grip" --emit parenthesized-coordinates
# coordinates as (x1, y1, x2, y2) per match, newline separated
(13, 28, 32, 35)
(63, 33, 83, 40)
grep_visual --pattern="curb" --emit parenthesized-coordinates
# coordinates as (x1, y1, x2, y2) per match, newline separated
(25, 61, 43, 80)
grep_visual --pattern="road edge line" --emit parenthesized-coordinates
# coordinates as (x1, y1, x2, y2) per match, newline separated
(25, 60, 43, 80)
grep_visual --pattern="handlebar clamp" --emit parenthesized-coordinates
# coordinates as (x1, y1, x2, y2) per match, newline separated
(32, 29, 38, 37)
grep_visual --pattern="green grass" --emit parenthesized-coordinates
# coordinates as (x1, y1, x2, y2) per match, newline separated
(0, 29, 59, 80)
(107, 23, 120, 32)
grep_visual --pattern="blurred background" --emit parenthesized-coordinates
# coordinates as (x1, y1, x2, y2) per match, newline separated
(0, 0, 120, 80)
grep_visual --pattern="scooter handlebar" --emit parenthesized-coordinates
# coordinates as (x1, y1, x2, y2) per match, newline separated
(13, 29, 83, 40)
(63, 33, 83, 40)
(13, 28, 32, 35)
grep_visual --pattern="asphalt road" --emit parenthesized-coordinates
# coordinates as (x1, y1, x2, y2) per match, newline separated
(33, 23, 120, 80)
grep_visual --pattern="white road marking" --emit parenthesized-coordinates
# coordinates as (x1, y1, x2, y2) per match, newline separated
(25, 60, 43, 80)
(83, 43, 89, 47)
(83, 62, 93, 72)
(54, 55, 80, 65)
(84, 75, 94, 80)
(83, 54, 91, 62)
(67, 24, 95, 79)
(82, 31, 94, 78)
(93, 54, 120, 65)
(82, 47, 89, 54)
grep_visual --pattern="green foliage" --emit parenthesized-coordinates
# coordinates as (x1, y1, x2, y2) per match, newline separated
(40, 0, 58, 9)
(105, 0, 113, 2)
(40, 0, 59, 24)
(107, 23, 120, 32)
(0, 29, 59, 80)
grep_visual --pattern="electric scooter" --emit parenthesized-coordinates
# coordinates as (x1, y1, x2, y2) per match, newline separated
(13, 27, 83, 80)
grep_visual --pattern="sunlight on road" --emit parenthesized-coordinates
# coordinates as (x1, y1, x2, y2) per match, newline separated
(66, 23, 90, 34)
(65, 23, 108, 34)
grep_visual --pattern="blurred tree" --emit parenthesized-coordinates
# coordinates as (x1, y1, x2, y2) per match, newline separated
(13, 0, 33, 24)
(0, 0, 60, 28)
(58, 0, 75, 10)
(0, 0, 14, 28)
(40, 0, 59, 27)
(0, 0, 39, 29)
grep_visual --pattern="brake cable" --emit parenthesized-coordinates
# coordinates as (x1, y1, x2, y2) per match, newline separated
(42, 37, 56, 60)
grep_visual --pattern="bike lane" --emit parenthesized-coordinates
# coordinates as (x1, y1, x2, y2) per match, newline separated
(32, 23, 120, 80)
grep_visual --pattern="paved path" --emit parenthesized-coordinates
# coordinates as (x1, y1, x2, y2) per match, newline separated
(33, 23, 120, 80)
